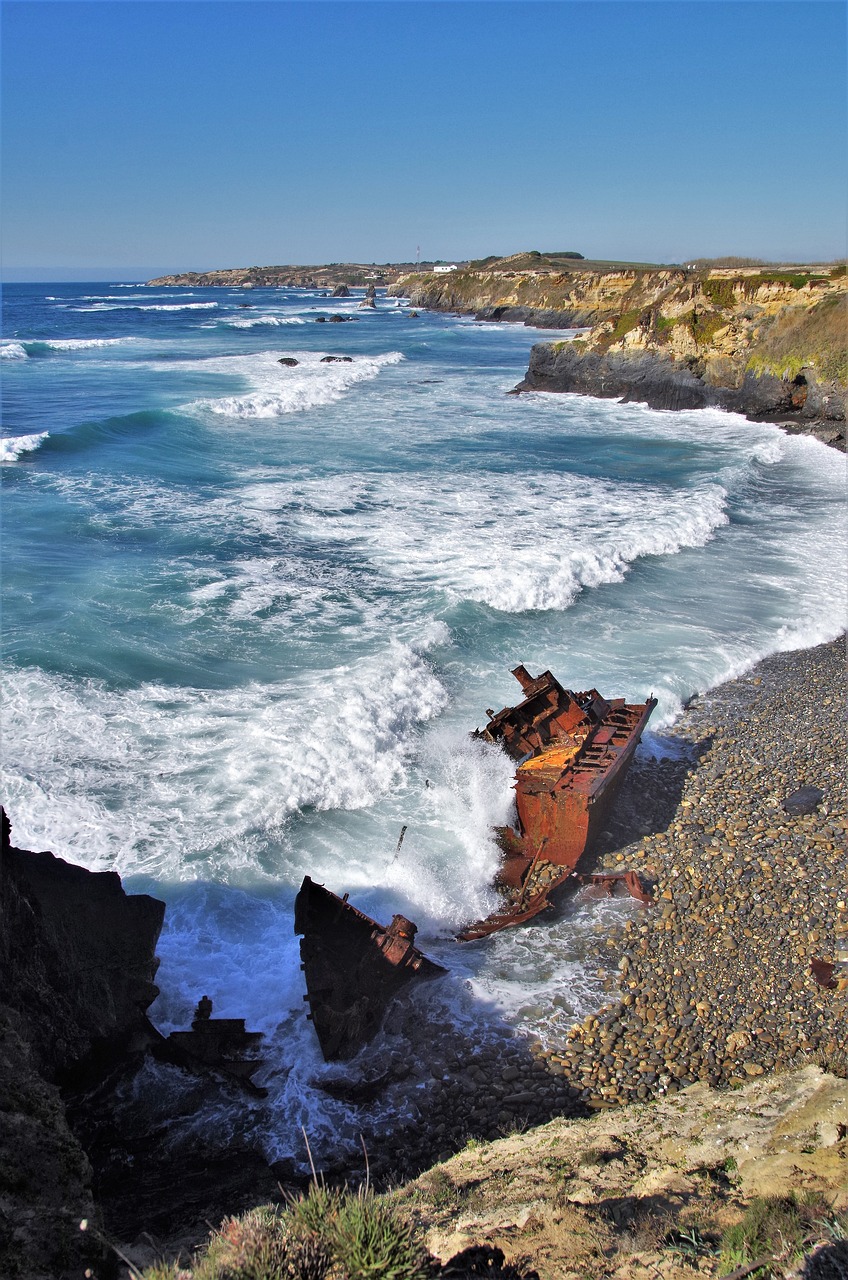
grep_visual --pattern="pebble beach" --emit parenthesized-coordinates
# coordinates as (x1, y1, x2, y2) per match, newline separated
(363, 636, 847, 1180)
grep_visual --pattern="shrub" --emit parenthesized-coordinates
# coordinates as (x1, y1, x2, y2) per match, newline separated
(193, 1205, 330, 1280)
(328, 1188, 430, 1280)
(719, 1193, 839, 1275)
(147, 1185, 431, 1280)
(702, 278, 738, 309)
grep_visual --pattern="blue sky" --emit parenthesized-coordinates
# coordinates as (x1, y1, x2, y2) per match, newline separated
(2, 1, 845, 279)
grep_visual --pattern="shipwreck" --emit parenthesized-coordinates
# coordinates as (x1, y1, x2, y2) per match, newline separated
(458, 665, 657, 940)
(295, 876, 446, 1061)
(155, 997, 267, 1095)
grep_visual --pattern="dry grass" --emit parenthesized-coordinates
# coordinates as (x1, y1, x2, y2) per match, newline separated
(748, 294, 848, 383)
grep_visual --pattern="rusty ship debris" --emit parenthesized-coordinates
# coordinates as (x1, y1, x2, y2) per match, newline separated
(295, 876, 446, 1061)
(459, 665, 657, 941)
(156, 997, 267, 1095)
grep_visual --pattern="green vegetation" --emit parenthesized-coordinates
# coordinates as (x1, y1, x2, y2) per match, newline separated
(687, 309, 727, 345)
(747, 293, 848, 383)
(608, 309, 642, 341)
(718, 1193, 846, 1276)
(140, 1185, 430, 1280)
(702, 278, 738, 308)
(742, 271, 830, 294)
(687, 256, 768, 269)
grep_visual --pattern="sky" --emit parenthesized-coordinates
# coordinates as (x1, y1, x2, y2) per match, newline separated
(1, 0, 846, 279)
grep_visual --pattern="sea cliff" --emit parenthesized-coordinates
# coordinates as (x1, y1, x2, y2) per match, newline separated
(390, 262, 847, 448)
(0, 810, 165, 1279)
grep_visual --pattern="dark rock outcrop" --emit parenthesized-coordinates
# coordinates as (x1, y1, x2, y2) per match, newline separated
(331, 284, 350, 297)
(1, 813, 165, 1082)
(515, 344, 845, 448)
(277, 356, 298, 366)
(0, 809, 165, 1278)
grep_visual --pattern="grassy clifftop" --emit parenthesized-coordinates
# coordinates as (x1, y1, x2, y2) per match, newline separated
(135, 1065, 847, 1280)
(391, 264, 847, 387)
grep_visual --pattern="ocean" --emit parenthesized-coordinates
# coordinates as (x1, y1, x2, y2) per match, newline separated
(2, 280, 845, 1168)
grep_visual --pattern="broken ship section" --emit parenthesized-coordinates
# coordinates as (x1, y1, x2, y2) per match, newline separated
(458, 665, 657, 941)
(295, 876, 446, 1062)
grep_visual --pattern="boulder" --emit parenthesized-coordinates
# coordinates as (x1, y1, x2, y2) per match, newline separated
(277, 357, 299, 367)
(331, 284, 350, 298)
(320, 355, 353, 363)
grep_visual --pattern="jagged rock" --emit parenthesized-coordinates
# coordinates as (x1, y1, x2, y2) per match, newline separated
(515, 343, 845, 440)
(331, 284, 350, 297)
(320, 355, 353, 363)
(1, 810, 165, 1081)
(277, 357, 299, 367)
(0, 809, 166, 1277)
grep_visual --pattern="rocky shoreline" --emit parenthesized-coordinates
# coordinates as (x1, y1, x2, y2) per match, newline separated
(117, 637, 846, 1275)
(514, 343, 846, 450)
(347, 637, 847, 1180)
(3, 638, 845, 1275)
(388, 261, 847, 451)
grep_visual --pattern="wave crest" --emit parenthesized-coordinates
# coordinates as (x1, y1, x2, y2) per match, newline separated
(185, 351, 404, 419)
(1, 432, 49, 462)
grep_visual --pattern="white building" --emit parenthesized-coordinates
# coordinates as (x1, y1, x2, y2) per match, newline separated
(433, 264, 458, 274)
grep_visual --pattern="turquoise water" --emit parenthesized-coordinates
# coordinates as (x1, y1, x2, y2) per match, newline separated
(2, 281, 845, 1161)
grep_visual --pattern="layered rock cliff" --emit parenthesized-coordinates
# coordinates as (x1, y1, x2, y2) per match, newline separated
(391, 264, 847, 446)
(0, 809, 165, 1279)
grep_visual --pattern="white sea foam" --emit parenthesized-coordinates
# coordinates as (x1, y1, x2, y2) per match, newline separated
(0, 432, 49, 462)
(70, 302, 219, 312)
(235, 470, 730, 612)
(2, 337, 138, 357)
(1, 640, 447, 880)
(184, 350, 404, 418)
(220, 315, 308, 328)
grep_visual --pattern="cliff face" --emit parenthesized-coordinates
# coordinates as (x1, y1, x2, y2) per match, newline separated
(389, 265, 692, 327)
(391, 265, 847, 445)
(0, 810, 165, 1279)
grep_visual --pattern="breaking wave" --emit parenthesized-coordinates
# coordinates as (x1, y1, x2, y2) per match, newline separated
(0, 639, 447, 880)
(236, 470, 730, 612)
(220, 315, 309, 328)
(1, 337, 139, 358)
(0, 432, 50, 462)
(70, 302, 219, 312)
(184, 350, 404, 418)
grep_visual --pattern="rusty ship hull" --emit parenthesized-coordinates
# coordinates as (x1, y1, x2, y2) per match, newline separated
(295, 876, 446, 1061)
(459, 666, 656, 941)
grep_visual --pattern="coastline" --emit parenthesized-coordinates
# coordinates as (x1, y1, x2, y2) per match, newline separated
(375, 636, 847, 1167)
(387, 266, 847, 451)
(113, 633, 847, 1274)
(513, 341, 846, 452)
(4, 636, 845, 1272)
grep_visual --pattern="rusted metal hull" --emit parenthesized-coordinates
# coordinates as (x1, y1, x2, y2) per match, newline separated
(156, 1015, 267, 1095)
(509, 695, 657, 868)
(459, 667, 657, 941)
(294, 876, 446, 1061)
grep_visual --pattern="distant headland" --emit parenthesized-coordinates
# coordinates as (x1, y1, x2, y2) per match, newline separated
(148, 252, 847, 449)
